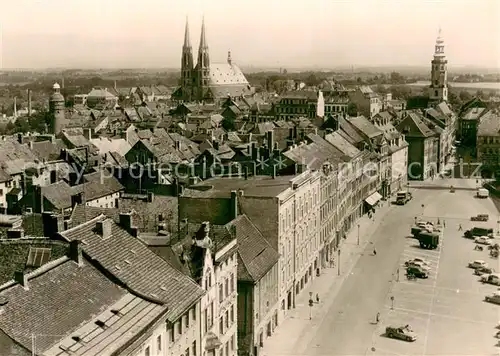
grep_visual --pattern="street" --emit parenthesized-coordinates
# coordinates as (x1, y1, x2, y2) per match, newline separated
(263, 179, 500, 356)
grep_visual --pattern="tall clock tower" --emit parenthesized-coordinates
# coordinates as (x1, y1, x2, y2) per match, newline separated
(428, 29, 448, 103)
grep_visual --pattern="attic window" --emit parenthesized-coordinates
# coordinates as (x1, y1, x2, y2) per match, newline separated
(71, 336, 84, 343)
(26, 248, 52, 267)
(130, 249, 136, 254)
(115, 265, 121, 271)
(59, 345, 71, 353)
(95, 320, 107, 329)
(124, 259, 131, 265)
(160, 286, 167, 291)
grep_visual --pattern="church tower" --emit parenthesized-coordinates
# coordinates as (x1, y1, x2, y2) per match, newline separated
(195, 17, 210, 102)
(428, 29, 448, 103)
(49, 83, 65, 135)
(181, 17, 194, 101)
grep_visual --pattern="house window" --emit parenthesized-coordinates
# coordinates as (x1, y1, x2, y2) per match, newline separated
(192, 306, 196, 321)
(145, 346, 150, 356)
(230, 273, 235, 293)
(178, 320, 182, 335)
(186, 311, 190, 328)
(230, 305, 234, 323)
(193, 341, 197, 356)
(225, 278, 229, 297)
(231, 334, 235, 350)
(219, 284, 224, 302)
(225, 342, 229, 356)
(157, 335, 162, 351)
(219, 317, 224, 334)
(186, 347, 190, 356)
(225, 310, 229, 328)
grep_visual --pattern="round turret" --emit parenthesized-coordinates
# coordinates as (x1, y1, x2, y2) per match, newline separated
(50, 83, 65, 103)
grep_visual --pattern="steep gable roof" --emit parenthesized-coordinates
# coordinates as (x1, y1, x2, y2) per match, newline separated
(229, 215, 279, 282)
(58, 215, 205, 322)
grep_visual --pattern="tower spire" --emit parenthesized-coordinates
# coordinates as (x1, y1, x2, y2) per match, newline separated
(183, 16, 191, 48)
(199, 16, 208, 50)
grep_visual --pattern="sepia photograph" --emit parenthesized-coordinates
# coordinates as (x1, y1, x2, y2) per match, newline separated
(0, 0, 499, 355)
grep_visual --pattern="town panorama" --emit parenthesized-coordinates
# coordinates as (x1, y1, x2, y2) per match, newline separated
(0, 4, 499, 356)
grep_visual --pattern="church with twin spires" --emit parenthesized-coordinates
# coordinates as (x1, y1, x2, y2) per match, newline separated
(172, 18, 252, 103)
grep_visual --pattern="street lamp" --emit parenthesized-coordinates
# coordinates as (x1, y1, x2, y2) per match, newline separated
(337, 249, 341, 276)
(357, 224, 360, 246)
(308, 292, 314, 320)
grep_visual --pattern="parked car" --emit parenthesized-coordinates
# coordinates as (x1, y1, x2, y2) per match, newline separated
(471, 214, 489, 221)
(475, 237, 492, 245)
(481, 273, 500, 286)
(406, 266, 428, 278)
(406, 261, 431, 271)
(485, 291, 500, 304)
(475, 266, 495, 276)
(385, 325, 417, 342)
(468, 260, 488, 269)
(405, 257, 430, 267)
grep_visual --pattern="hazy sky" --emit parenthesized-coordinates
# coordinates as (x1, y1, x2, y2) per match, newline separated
(0, 0, 498, 69)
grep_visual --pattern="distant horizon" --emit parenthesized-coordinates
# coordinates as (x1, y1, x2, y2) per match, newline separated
(0, 64, 499, 74)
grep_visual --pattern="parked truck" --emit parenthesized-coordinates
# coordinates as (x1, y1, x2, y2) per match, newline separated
(410, 227, 439, 249)
(396, 191, 412, 205)
(417, 232, 439, 249)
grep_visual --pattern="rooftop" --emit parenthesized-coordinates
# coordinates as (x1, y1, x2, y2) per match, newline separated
(477, 110, 500, 137)
(59, 215, 205, 322)
(183, 176, 294, 199)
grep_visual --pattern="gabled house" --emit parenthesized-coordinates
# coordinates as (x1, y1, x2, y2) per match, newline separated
(397, 112, 439, 180)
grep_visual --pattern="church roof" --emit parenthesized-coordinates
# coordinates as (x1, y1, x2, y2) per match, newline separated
(209, 63, 249, 86)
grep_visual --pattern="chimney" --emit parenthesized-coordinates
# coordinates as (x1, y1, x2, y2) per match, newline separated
(61, 77, 65, 89)
(230, 190, 238, 220)
(119, 213, 139, 237)
(83, 128, 92, 141)
(28, 89, 32, 116)
(266, 130, 274, 153)
(96, 219, 113, 239)
(42, 212, 64, 238)
(13, 97, 17, 118)
(6, 228, 24, 239)
(114, 80, 117, 90)
(272, 165, 276, 179)
(69, 240, 83, 266)
(14, 271, 28, 289)
(175, 140, 182, 150)
(251, 142, 258, 161)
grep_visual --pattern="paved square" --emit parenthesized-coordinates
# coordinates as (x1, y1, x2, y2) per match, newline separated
(371, 189, 500, 356)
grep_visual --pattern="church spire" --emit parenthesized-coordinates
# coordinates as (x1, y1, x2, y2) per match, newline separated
(183, 16, 191, 49)
(428, 27, 448, 103)
(199, 16, 208, 50)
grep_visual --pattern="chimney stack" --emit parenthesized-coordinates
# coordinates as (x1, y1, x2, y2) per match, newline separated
(266, 130, 274, 153)
(230, 190, 238, 220)
(119, 212, 138, 237)
(69, 240, 83, 266)
(13, 97, 17, 118)
(14, 271, 28, 289)
(42, 212, 64, 238)
(28, 89, 32, 116)
(96, 219, 113, 239)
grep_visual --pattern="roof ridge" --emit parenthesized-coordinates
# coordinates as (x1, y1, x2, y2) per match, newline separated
(60, 213, 106, 236)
